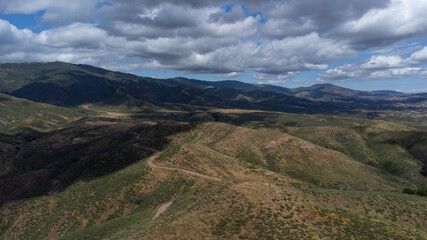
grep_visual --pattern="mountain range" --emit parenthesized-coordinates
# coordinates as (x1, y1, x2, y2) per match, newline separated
(2, 62, 426, 114)
(0, 62, 426, 239)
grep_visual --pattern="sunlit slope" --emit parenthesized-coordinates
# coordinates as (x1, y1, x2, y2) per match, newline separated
(1, 122, 426, 240)
(0, 148, 216, 239)
(287, 121, 427, 187)
(157, 122, 409, 190)
(0, 93, 83, 133)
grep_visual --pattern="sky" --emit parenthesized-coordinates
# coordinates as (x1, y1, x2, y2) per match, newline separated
(1, 0, 427, 92)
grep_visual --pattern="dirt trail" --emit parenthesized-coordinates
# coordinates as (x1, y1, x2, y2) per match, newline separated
(147, 151, 222, 219)
(153, 201, 173, 219)
(147, 153, 222, 182)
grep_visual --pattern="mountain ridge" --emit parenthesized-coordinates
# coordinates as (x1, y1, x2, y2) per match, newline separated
(1, 62, 425, 115)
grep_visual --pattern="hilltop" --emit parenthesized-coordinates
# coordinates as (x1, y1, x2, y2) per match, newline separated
(1, 121, 426, 239)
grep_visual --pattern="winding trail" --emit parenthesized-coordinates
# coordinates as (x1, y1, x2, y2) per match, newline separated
(147, 153, 222, 182)
(147, 152, 222, 219)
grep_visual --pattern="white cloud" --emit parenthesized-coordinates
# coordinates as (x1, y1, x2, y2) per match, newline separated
(252, 73, 272, 80)
(410, 46, 427, 63)
(277, 72, 301, 80)
(0, 19, 33, 55)
(0, 19, 33, 42)
(360, 55, 406, 70)
(33, 23, 108, 48)
(342, 0, 427, 48)
(320, 47, 427, 81)
(265, 79, 287, 86)
(217, 72, 243, 78)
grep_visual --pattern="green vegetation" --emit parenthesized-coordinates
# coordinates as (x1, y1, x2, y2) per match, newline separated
(0, 62, 426, 239)
(1, 117, 426, 240)
(0, 93, 83, 133)
(404, 188, 427, 196)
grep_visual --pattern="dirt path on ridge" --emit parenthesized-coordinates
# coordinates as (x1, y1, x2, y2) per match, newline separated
(147, 153, 222, 182)
(147, 151, 222, 219)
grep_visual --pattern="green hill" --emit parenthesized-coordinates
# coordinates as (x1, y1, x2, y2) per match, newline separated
(1, 121, 426, 239)
(0, 93, 83, 134)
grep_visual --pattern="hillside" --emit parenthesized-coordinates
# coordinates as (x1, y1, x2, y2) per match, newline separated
(0, 93, 83, 134)
(2, 62, 426, 117)
(0, 62, 426, 239)
(1, 122, 426, 239)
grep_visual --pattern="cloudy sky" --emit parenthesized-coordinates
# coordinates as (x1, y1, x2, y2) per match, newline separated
(1, 0, 427, 91)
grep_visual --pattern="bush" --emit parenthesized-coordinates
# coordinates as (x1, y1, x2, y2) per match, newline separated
(403, 188, 427, 196)
(416, 188, 427, 196)
(403, 188, 416, 194)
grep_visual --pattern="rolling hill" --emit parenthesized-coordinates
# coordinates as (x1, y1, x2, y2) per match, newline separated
(0, 62, 426, 239)
(0, 93, 83, 134)
(1, 121, 426, 239)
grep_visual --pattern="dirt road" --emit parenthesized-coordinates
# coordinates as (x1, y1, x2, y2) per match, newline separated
(147, 151, 222, 219)
(147, 153, 222, 182)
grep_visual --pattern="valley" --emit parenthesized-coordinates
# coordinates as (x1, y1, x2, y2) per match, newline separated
(0, 62, 426, 239)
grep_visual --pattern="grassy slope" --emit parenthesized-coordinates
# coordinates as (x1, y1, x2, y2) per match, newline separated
(0, 154, 206, 239)
(0, 93, 83, 134)
(1, 121, 425, 240)
(287, 121, 427, 187)
(0, 62, 81, 92)
(157, 122, 407, 190)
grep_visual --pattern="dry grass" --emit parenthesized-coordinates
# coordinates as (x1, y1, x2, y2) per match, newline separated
(1, 122, 426, 240)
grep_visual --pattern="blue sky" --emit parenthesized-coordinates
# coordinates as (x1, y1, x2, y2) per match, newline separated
(1, 0, 427, 92)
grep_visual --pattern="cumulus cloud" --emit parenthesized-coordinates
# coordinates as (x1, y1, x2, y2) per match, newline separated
(410, 46, 427, 63)
(217, 72, 243, 78)
(33, 23, 108, 48)
(0, 19, 34, 56)
(278, 72, 301, 80)
(341, 0, 427, 49)
(320, 47, 427, 81)
(262, 0, 389, 39)
(265, 79, 287, 86)
(0, 19, 33, 44)
(262, 0, 427, 50)
(252, 73, 272, 80)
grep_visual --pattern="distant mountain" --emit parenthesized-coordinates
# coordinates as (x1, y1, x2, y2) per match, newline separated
(161, 77, 293, 95)
(1, 62, 425, 114)
(1, 62, 230, 109)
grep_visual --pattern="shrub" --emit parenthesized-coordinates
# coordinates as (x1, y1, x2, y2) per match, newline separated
(416, 188, 427, 196)
(403, 188, 416, 195)
(403, 188, 427, 196)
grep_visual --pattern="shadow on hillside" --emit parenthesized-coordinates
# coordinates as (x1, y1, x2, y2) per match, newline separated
(0, 120, 194, 205)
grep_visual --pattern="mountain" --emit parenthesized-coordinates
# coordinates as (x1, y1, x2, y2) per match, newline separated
(2, 62, 426, 115)
(290, 83, 403, 99)
(0, 63, 339, 114)
(0, 62, 426, 239)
